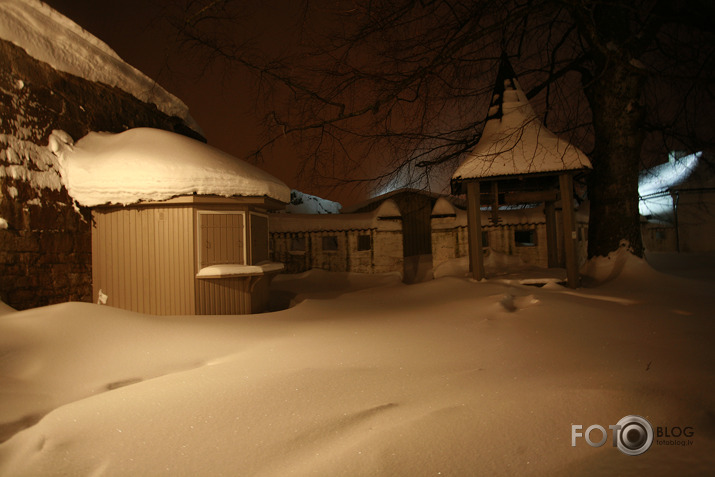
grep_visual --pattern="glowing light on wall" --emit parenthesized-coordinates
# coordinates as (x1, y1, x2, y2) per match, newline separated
(638, 151, 701, 219)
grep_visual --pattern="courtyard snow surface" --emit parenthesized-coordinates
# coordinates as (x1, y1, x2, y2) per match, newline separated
(0, 252, 714, 476)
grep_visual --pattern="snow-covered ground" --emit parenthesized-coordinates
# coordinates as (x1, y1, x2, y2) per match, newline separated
(0, 252, 713, 476)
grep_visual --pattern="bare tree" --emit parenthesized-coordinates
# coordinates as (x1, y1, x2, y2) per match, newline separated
(167, 0, 715, 259)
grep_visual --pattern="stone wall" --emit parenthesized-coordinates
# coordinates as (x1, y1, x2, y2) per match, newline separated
(271, 228, 404, 275)
(0, 39, 203, 310)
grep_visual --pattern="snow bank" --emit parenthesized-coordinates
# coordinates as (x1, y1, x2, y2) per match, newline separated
(453, 71, 591, 180)
(433, 249, 566, 282)
(1, 259, 714, 475)
(0, 0, 199, 132)
(0, 300, 16, 315)
(580, 241, 657, 284)
(56, 128, 291, 206)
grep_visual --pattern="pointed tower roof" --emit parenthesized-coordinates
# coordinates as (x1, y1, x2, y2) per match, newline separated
(452, 55, 591, 183)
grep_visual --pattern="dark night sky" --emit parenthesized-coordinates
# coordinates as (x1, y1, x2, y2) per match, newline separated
(42, 0, 367, 206)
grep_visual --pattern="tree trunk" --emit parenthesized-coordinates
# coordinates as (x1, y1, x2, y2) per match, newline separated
(585, 58, 646, 259)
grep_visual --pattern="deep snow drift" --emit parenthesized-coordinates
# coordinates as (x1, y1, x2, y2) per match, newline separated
(0, 253, 713, 476)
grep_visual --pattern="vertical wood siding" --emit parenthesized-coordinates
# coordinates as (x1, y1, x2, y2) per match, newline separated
(195, 209, 254, 314)
(196, 277, 252, 315)
(92, 206, 195, 315)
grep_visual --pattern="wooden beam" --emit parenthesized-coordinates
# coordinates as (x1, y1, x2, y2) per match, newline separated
(466, 181, 485, 281)
(504, 190, 558, 204)
(490, 181, 500, 225)
(559, 173, 579, 288)
(544, 201, 559, 268)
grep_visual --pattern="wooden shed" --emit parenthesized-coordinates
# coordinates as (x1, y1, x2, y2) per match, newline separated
(60, 128, 291, 314)
(270, 199, 404, 275)
(451, 56, 592, 287)
(342, 189, 452, 283)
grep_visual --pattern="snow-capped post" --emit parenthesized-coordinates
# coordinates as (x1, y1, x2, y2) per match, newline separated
(559, 173, 579, 288)
(451, 55, 591, 287)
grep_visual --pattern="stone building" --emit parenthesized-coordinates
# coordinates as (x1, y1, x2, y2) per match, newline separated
(270, 199, 403, 275)
(0, 0, 201, 309)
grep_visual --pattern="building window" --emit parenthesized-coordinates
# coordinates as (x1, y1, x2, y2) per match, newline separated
(198, 211, 246, 267)
(250, 212, 269, 264)
(322, 235, 338, 251)
(291, 236, 306, 252)
(357, 234, 371, 251)
(514, 229, 537, 247)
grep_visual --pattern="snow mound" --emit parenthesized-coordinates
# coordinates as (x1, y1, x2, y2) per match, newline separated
(0, 300, 16, 315)
(434, 249, 530, 279)
(0, 0, 199, 131)
(581, 241, 656, 283)
(56, 128, 291, 206)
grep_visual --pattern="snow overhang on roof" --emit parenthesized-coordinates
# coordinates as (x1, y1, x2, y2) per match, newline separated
(269, 199, 402, 233)
(0, 0, 200, 133)
(55, 128, 291, 207)
(452, 58, 591, 186)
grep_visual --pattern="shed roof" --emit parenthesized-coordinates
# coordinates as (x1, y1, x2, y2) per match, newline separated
(452, 56, 591, 183)
(270, 200, 402, 233)
(57, 128, 291, 206)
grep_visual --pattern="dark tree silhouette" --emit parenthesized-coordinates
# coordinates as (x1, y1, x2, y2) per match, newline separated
(168, 0, 715, 259)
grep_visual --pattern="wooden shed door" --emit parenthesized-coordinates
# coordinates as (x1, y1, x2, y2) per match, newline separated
(199, 212, 245, 267)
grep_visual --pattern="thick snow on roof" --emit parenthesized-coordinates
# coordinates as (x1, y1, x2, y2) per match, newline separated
(0, 0, 199, 132)
(452, 60, 591, 181)
(56, 128, 291, 206)
(271, 199, 401, 232)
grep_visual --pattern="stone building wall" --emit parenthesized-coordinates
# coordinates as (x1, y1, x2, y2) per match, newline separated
(0, 39, 202, 310)
(271, 228, 404, 275)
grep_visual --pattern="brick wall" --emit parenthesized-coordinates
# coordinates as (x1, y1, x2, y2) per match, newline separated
(0, 39, 202, 310)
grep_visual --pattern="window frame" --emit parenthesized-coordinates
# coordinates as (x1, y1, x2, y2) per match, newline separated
(357, 234, 372, 251)
(514, 229, 537, 247)
(196, 210, 247, 268)
(321, 235, 339, 252)
(249, 211, 270, 264)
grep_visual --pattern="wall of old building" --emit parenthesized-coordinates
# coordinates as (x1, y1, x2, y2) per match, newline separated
(0, 39, 202, 310)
